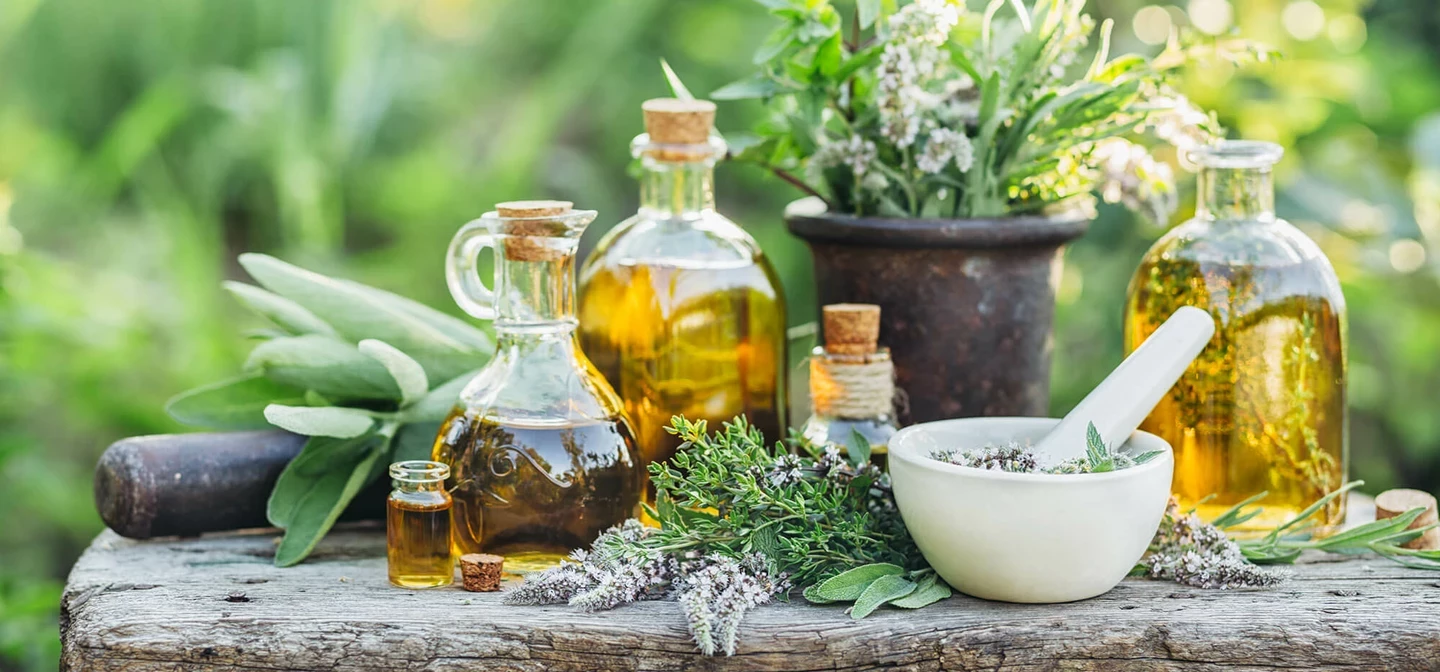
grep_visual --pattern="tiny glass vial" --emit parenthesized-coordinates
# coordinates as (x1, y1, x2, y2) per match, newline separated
(387, 460, 455, 589)
(801, 304, 900, 468)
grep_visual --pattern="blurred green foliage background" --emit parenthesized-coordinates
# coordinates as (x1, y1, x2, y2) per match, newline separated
(1, 0, 1437, 668)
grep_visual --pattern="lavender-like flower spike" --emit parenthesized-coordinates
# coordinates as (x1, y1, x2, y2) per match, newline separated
(675, 554, 789, 656)
(1141, 500, 1290, 589)
(503, 560, 592, 606)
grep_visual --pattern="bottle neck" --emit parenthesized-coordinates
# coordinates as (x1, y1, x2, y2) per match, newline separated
(638, 159, 717, 220)
(493, 244, 577, 331)
(1196, 165, 1275, 222)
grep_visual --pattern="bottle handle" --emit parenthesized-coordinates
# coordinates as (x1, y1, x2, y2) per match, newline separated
(445, 219, 496, 320)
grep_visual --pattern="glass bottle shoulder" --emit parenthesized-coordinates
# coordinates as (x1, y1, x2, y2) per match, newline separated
(455, 332, 627, 426)
(1145, 215, 1329, 270)
(585, 210, 769, 272)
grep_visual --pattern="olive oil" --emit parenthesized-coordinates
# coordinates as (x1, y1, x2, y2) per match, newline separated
(434, 413, 641, 571)
(1124, 141, 1347, 534)
(386, 461, 455, 589)
(579, 260, 785, 482)
(578, 98, 788, 503)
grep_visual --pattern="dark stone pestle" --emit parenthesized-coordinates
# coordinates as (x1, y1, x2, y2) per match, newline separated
(94, 430, 386, 539)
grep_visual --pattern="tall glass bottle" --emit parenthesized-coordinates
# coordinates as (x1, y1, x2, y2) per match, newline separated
(1125, 141, 1348, 534)
(435, 200, 642, 571)
(579, 98, 788, 500)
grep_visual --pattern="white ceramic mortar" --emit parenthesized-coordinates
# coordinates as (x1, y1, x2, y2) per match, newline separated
(888, 417, 1174, 603)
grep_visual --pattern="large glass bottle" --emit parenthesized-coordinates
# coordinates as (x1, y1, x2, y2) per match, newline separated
(435, 200, 642, 571)
(1124, 141, 1348, 534)
(578, 99, 788, 499)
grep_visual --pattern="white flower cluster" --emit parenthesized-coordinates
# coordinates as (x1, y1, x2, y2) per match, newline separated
(1141, 500, 1290, 590)
(676, 554, 789, 656)
(1144, 93, 1219, 153)
(1092, 138, 1179, 223)
(810, 134, 879, 178)
(876, 0, 961, 148)
(916, 128, 975, 174)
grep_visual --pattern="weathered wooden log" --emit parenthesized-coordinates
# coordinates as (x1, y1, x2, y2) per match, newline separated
(94, 430, 385, 539)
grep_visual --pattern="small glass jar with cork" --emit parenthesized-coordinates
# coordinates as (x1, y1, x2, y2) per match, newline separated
(801, 304, 900, 468)
(387, 460, 455, 589)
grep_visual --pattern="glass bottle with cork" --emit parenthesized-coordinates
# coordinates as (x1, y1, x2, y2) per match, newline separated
(435, 200, 643, 570)
(578, 98, 788, 501)
(1125, 141, 1347, 534)
(387, 460, 455, 589)
(801, 304, 899, 467)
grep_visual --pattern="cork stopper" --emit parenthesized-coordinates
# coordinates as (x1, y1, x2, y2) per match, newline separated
(1376, 489, 1440, 550)
(459, 553, 505, 592)
(823, 304, 881, 356)
(493, 200, 573, 262)
(641, 98, 717, 161)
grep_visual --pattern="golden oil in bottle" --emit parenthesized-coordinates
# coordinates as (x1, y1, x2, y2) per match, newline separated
(434, 412, 641, 572)
(579, 261, 786, 480)
(386, 461, 455, 589)
(1124, 141, 1347, 535)
(578, 98, 788, 504)
(438, 200, 644, 572)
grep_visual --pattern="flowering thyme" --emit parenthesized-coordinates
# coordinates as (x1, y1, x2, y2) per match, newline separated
(1140, 499, 1290, 589)
(917, 128, 975, 175)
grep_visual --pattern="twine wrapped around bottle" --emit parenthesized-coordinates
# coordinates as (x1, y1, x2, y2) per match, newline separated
(810, 304, 897, 419)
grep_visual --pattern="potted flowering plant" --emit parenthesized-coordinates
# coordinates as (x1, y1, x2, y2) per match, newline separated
(713, 0, 1268, 422)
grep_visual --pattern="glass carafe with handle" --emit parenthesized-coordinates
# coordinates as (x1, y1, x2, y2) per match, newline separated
(1125, 141, 1348, 535)
(434, 200, 642, 571)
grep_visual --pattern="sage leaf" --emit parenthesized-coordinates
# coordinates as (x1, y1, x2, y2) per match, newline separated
(847, 429, 872, 467)
(268, 433, 377, 528)
(392, 421, 442, 463)
(238, 254, 490, 382)
(359, 339, 428, 405)
(165, 374, 305, 430)
(264, 404, 376, 438)
(891, 573, 952, 609)
(402, 368, 479, 423)
(246, 335, 401, 400)
(224, 281, 339, 338)
(273, 439, 387, 566)
(802, 583, 839, 604)
(849, 574, 916, 619)
(811, 562, 904, 602)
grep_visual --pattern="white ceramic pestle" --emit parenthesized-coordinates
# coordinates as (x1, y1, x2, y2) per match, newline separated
(1032, 305, 1216, 461)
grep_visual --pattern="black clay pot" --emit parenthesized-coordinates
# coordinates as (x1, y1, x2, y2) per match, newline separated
(785, 200, 1090, 424)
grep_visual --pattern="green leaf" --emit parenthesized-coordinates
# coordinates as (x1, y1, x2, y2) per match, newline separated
(238, 254, 489, 383)
(834, 43, 884, 82)
(803, 583, 839, 604)
(891, 573, 952, 609)
(402, 368, 479, 423)
(850, 574, 916, 619)
(268, 433, 377, 527)
(391, 421, 442, 463)
(246, 335, 401, 400)
(273, 439, 387, 566)
(1085, 422, 1106, 467)
(712, 76, 786, 101)
(264, 404, 376, 438)
(753, 25, 797, 65)
(1132, 450, 1164, 464)
(857, 0, 881, 28)
(812, 563, 904, 601)
(224, 282, 339, 338)
(846, 429, 872, 467)
(660, 58, 694, 99)
(359, 339, 429, 406)
(165, 374, 306, 430)
(815, 32, 843, 77)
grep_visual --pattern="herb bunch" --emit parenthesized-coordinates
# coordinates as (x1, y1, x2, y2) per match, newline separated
(507, 417, 947, 656)
(166, 254, 491, 566)
(714, 0, 1273, 220)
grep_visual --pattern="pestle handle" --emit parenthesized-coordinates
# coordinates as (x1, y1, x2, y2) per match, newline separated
(1035, 306, 1216, 458)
